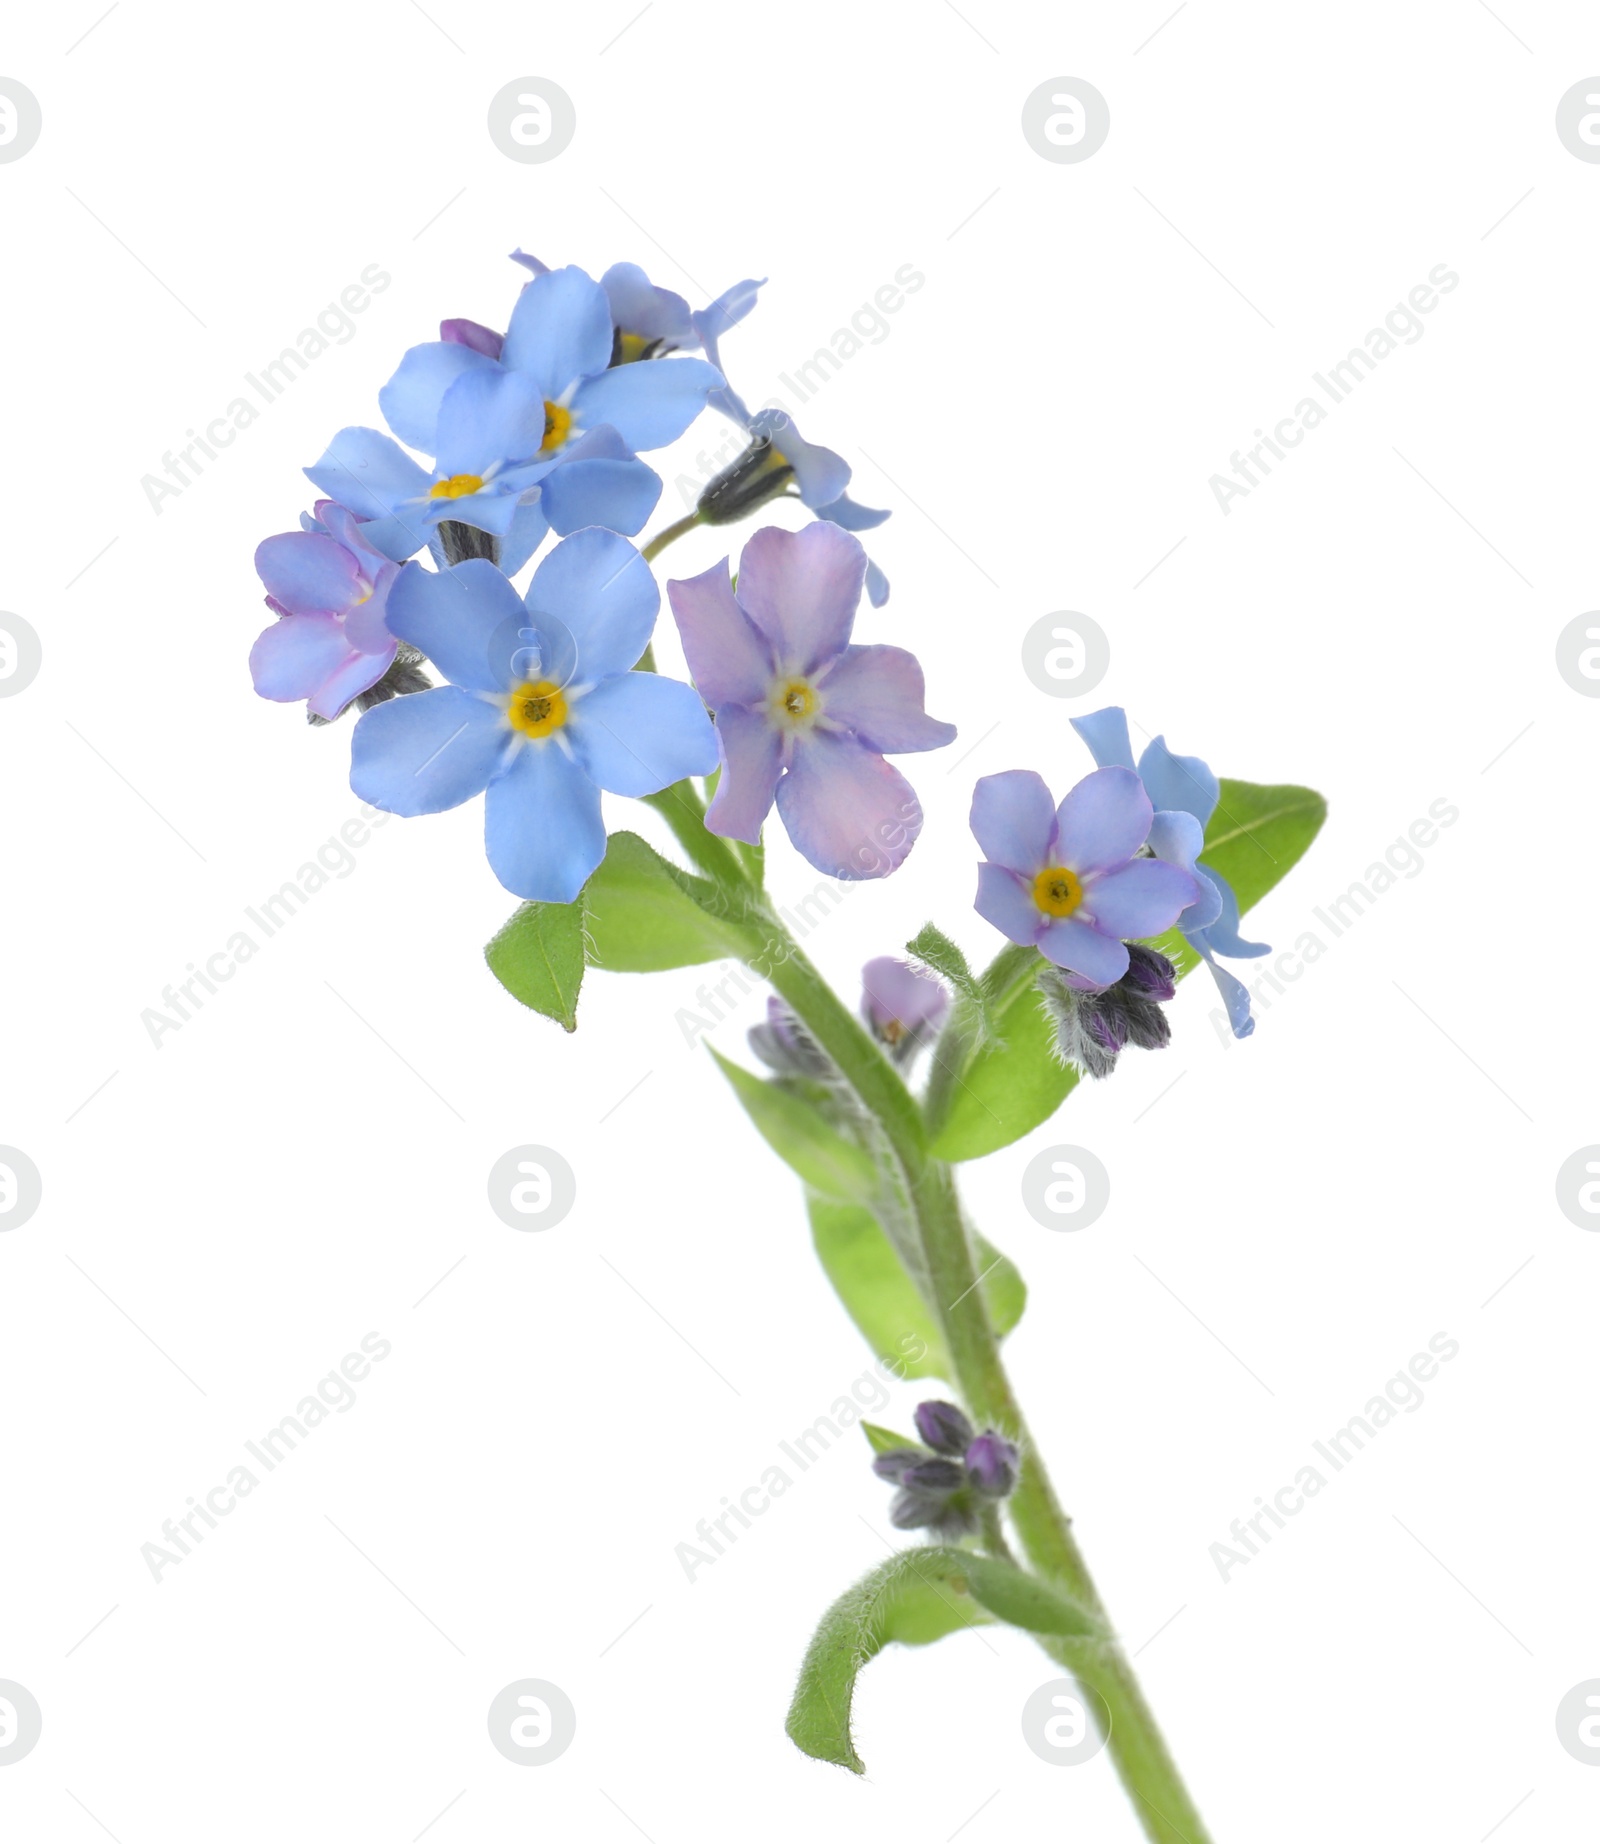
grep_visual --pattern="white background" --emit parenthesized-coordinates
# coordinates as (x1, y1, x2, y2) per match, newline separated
(2, 3, 1597, 1839)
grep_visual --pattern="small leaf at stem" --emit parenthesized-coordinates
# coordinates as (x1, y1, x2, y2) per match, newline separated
(808, 1195, 950, 1376)
(786, 1546, 1098, 1773)
(708, 1049, 877, 1204)
(583, 829, 746, 972)
(860, 1420, 920, 1456)
(484, 895, 586, 1031)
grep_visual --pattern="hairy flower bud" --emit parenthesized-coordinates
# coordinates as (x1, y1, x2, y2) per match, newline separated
(1038, 944, 1178, 1081)
(870, 1448, 924, 1483)
(964, 1431, 1019, 1498)
(914, 1399, 975, 1456)
(747, 998, 833, 1079)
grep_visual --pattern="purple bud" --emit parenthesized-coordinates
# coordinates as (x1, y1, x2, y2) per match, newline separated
(913, 1400, 975, 1456)
(901, 1456, 965, 1494)
(439, 316, 504, 360)
(861, 956, 950, 1059)
(1121, 943, 1177, 1002)
(965, 1431, 1019, 1498)
(747, 998, 832, 1079)
(870, 1448, 924, 1483)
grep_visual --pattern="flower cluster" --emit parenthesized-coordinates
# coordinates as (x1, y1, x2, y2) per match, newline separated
(872, 1401, 1020, 1540)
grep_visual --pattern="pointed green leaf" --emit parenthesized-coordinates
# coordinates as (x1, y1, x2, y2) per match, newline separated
(906, 922, 988, 1032)
(931, 775, 1328, 1161)
(484, 896, 586, 1031)
(860, 1420, 919, 1456)
(787, 1546, 1098, 1773)
(708, 1049, 877, 1204)
(583, 830, 748, 972)
(807, 1197, 1026, 1374)
(807, 1195, 949, 1376)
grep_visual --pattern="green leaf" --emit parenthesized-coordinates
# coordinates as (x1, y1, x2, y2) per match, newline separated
(1202, 779, 1328, 913)
(906, 922, 987, 1032)
(860, 1420, 919, 1456)
(974, 1232, 1027, 1336)
(787, 1547, 1098, 1773)
(931, 776, 1327, 1161)
(807, 1199, 1026, 1374)
(484, 895, 586, 1031)
(708, 1049, 877, 1204)
(583, 830, 746, 972)
(808, 1196, 949, 1376)
(930, 975, 1074, 1162)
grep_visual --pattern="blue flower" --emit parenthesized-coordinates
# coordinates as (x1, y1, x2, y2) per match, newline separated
(513, 251, 765, 367)
(1070, 707, 1268, 1038)
(349, 529, 718, 903)
(700, 372, 894, 607)
(332, 265, 722, 573)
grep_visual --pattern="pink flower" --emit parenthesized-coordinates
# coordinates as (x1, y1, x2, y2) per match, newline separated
(666, 524, 954, 879)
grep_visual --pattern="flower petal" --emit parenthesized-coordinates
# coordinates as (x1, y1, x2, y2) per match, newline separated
(254, 532, 363, 618)
(775, 731, 922, 879)
(384, 558, 529, 692)
(970, 770, 1057, 876)
(568, 671, 717, 796)
(1070, 706, 1136, 773)
(499, 499, 551, 577)
(816, 490, 890, 532)
(705, 704, 782, 844)
(861, 957, 949, 1034)
(974, 861, 1044, 946)
(818, 644, 955, 755)
(379, 341, 498, 454)
(600, 262, 695, 347)
(1055, 766, 1152, 876)
(667, 557, 772, 707)
(501, 264, 614, 400)
(440, 317, 504, 360)
(1138, 735, 1219, 828)
(349, 685, 508, 815)
(539, 450, 661, 536)
(1198, 949, 1257, 1038)
(1081, 858, 1200, 940)
(305, 427, 433, 526)
(249, 613, 350, 702)
(525, 527, 658, 684)
(1146, 809, 1222, 932)
(1037, 917, 1129, 987)
(1192, 870, 1269, 959)
(434, 367, 548, 475)
(308, 645, 394, 721)
(482, 739, 606, 904)
(573, 356, 722, 452)
(735, 522, 863, 675)
(750, 409, 850, 508)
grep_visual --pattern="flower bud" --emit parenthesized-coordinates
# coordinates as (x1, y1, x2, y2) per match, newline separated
(747, 998, 832, 1079)
(860, 956, 950, 1062)
(914, 1399, 975, 1456)
(870, 1448, 924, 1483)
(964, 1431, 1019, 1498)
(697, 435, 796, 525)
(1038, 945, 1178, 1081)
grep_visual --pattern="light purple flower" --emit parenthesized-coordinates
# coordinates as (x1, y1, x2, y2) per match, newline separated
(667, 523, 955, 880)
(249, 502, 400, 720)
(861, 957, 949, 1056)
(970, 767, 1201, 989)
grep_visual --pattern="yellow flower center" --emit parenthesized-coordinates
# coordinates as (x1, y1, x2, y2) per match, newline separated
(508, 679, 569, 739)
(429, 473, 485, 500)
(772, 678, 819, 728)
(615, 332, 654, 363)
(541, 400, 574, 453)
(1032, 866, 1083, 918)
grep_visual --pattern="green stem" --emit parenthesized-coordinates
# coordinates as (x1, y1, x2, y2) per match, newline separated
(752, 914, 1213, 1844)
(641, 509, 704, 563)
(669, 815, 1212, 1841)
